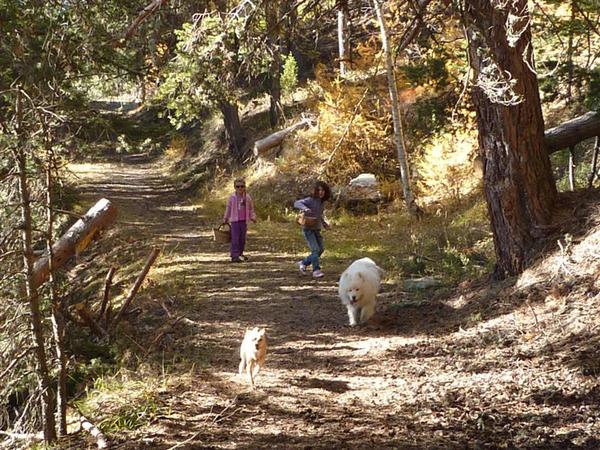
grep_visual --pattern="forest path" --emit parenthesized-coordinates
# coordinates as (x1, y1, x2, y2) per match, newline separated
(70, 158, 425, 450)
(69, 159, 599, 450)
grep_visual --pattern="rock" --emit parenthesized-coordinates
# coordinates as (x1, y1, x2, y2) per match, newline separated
(403, 276, 442, 290)
(336, 173, 382, 214)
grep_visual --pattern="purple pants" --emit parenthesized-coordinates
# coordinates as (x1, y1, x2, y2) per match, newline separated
(230, 221, 247, 258)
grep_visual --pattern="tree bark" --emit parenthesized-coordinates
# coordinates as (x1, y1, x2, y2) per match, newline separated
(372, 0, 416, 214)
(32, 198, 118, 290)
(464, 0, 557, 278)
(219, 101, 246, 160)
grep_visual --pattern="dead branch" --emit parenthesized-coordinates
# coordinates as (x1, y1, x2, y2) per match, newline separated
(74, 303, 108, 339)
(0, 430, 43, 442)
(144, 315, 183, 355)
(110, 247, 161, 332)
(97, 267, 117, 321)
(0, 347, 34, 380)
(123, 0, 168, 41)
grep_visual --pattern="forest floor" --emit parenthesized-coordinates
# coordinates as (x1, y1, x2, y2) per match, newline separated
(63, 156, 600, 450)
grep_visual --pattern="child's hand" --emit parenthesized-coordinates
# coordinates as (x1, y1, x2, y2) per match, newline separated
(323, 221, 331, 230)
(251, 218, 257, 223)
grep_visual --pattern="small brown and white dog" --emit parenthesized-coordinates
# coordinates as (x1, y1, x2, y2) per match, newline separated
(238, 327, 267, 388)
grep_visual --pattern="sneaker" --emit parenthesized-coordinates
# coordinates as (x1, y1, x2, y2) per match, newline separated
(297, 261, 307, 274)
(312, 270, 324, 278)
(239, 254, 249, 261)
(231, 257, 242, 263)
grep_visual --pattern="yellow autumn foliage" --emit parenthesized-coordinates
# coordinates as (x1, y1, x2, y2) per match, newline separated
(416, 125, 481, 203)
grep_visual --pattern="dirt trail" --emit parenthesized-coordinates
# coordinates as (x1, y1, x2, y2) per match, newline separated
(71, 160, 600, 450)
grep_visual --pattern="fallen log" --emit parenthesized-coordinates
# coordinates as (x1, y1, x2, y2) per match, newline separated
(545, 111, 600, 154)
(79, 413, 108, 449)
(32, 198, 118, 290)
(110, 247, 160, 332)
(253, 118, 311, 157)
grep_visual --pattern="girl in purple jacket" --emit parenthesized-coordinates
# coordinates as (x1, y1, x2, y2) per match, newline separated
(294, 181, 331, 278)
(223, 178, 257, 262)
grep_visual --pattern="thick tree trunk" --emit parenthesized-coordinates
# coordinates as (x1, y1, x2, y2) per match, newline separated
(372, 0, 416, 213)
(219, 101, 245, 160)
(32, 198, 118, 290)
(464, 0, 557, 278)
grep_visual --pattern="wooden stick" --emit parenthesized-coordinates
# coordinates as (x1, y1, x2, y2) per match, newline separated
(568, 146, 575, 191)
(97, 267, 117, 320)
(0, 347, 34, 380)
(74, 303, 108, 339)
(588, 136, 599, 189)
(145, 316, 183, 355)
(110, 247, 160, 332)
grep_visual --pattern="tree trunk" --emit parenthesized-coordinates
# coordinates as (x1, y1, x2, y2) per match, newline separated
(266, 0, 282, 127)
(337, 1, 349, 76)
(45, 141, 68, 436)
(219, 101, 245, 160)
(464, 0, 557, 278)
(14, 92, 57, 443)
(372, 0, 416, 213)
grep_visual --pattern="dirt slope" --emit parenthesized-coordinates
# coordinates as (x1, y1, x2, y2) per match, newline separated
(69, 159, 600, 450)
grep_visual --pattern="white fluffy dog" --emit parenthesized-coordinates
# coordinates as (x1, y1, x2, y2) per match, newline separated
(338, 257, 384, 326)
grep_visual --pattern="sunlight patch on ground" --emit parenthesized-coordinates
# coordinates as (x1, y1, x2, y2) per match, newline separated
(278, 285, 319, 292)
(228, 286, 264, 292)
(157, 204, 204, 212)
(160, 253, 225, 263)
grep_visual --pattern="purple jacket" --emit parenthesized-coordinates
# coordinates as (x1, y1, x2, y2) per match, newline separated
(294, 196, 325, 229)
(224, 193, 256, 223)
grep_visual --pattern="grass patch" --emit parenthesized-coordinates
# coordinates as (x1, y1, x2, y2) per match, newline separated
(75, 370, 162, 434)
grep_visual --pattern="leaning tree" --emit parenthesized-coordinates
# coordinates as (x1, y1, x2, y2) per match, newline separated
(462, 0, 558, 278)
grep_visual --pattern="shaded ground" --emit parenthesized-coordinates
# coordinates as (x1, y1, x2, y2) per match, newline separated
(67, 159, 600, 450)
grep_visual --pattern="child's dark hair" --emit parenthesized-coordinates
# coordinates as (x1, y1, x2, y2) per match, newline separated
(311, 181, 331, 201)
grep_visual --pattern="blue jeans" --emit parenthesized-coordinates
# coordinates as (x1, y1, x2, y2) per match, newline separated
(302, 229, 324, 270)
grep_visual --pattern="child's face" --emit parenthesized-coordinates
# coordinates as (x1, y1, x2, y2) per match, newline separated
(316, 186, 326, 199)
(235, 182, 246, 193)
